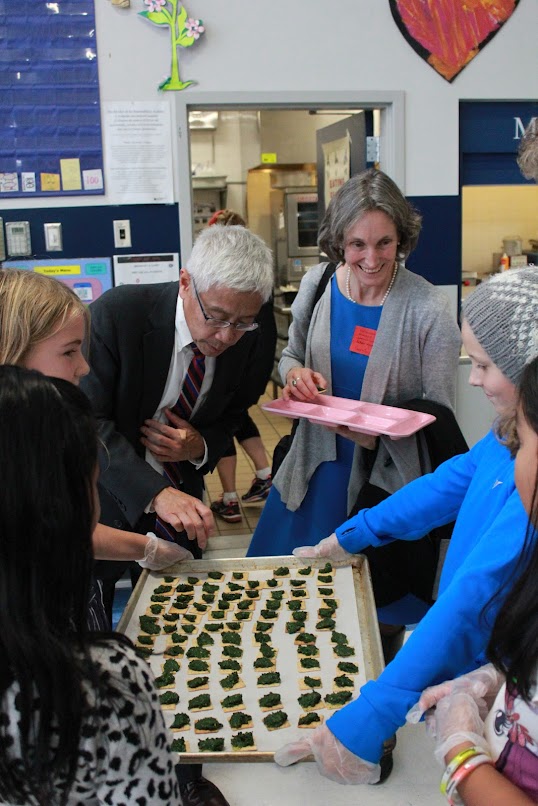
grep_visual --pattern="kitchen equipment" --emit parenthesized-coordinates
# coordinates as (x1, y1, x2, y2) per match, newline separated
(270, 186, 320, 287)
(502, 235, 522, 256)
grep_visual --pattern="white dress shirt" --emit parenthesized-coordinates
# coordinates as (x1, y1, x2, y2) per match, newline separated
(145, 294, 215, 475)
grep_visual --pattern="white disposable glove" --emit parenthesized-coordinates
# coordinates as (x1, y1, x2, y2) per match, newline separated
(273, 723, 380, 785)
(407, 663, 504, 724)
(137, 532, 193, 570)
(423, 690, 490, 766)
(293, 533, 355, 563)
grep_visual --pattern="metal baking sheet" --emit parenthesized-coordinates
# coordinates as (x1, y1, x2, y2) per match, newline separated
(118, 556, 383, 763)
(262, 396, 436, 439)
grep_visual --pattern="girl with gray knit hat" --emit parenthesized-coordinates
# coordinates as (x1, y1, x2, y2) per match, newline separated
(275, 267, 538, 790)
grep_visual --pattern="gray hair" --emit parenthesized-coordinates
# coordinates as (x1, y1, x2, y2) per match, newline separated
(518, 119, 538, 182)
(187, 225, 273, 302)
(318, 168, 422, 263)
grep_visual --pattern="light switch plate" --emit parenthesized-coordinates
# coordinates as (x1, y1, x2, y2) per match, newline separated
(113, 219, 131, 248)
(44, 222, 63, 251)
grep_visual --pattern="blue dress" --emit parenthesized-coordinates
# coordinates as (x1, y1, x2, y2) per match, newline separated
(247, 275, 382, 557)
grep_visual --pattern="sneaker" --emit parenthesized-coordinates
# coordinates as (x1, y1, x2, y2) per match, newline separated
(242, 476, 272, 503)
(210, 498, 242, 523)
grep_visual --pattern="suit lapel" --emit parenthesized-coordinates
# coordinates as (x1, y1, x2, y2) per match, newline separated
(140, 284, 178, 422)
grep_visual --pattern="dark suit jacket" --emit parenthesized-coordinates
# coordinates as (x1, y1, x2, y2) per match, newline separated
(81, 282, 263, 532)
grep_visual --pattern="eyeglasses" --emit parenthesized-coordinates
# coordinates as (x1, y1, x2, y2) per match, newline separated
(191, 278, 259, 331)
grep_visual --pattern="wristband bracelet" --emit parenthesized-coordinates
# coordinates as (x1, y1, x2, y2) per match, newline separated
(440, 746, 483, 796)
(445, 754, 493, 804)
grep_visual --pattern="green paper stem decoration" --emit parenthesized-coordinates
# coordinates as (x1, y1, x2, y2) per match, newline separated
(139, 0, 205, 91)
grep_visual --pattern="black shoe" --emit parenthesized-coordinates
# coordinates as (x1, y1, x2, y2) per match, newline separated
(210, 498, 242, 523)
(372, 735, 396, 785)
(179, 776, 231, 806)
(241, 475, 272, 503)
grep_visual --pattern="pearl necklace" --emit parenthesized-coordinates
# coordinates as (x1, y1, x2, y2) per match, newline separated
(345, 262, 398, 306)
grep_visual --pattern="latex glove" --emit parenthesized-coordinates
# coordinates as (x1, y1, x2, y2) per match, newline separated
(424, 691, 490, 766)
(293, 533, 355, 563)
(274, 723, 380, 785)
(407, 663, 504, 724)
(137, 532, 193, 570)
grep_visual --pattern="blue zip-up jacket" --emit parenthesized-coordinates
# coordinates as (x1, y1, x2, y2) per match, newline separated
(328, 430, 531, 763)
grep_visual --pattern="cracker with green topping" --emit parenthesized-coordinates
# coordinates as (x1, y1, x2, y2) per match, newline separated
(170, 712, 190, 731)
(325, 690, 353, 708)
(258, 691, 282, 711)
(298, 712, 323, 729)
(257, 671, 281, 687)
(159, 691, 179, 709)
(194, 717, 223, 733)
(228, 711, 253, 730)
(188, 693, 212, 711)
(170, 736, 188, 752)
(220, 693, 244, 712)
(186, 676, 209, 690)
(220, 671, 244, 691)
(299, 675, 322, 690)
(262, 710, 289, 730)
(297, 691, 323, 711)
(231, 730, 256, 751)
(187, 659, 211, 674)
(198, 737, 225, 753)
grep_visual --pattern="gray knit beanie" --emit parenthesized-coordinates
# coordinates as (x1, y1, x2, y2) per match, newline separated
(462, 267, 538, 385)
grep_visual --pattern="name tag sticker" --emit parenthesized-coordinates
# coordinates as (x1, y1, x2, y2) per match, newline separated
(350, 326, 377, 356)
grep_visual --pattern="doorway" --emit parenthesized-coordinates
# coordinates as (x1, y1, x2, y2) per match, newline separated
(173, 91, 404, 261)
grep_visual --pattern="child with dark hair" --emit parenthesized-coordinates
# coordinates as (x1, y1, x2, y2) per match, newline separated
(0, 366, 179, 805)
(409, 356, 538, 804)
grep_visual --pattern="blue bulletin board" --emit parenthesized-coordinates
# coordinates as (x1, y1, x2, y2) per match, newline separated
(0, 0, 104, 198)
(2, 258, 112, 303)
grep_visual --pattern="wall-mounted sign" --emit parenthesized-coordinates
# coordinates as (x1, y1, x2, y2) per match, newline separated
(389, 0, 520, 82)
(261, 153, 278, 164)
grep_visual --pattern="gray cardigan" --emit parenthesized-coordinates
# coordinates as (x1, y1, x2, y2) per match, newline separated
(277, 263, 461, 512)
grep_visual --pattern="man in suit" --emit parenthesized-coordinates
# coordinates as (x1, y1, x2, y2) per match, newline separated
(81, 224, 274, 806)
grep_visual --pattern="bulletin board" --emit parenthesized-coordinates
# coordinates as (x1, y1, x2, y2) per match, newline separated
(0, 0, 105, 198)
(2, 258, 113, 303)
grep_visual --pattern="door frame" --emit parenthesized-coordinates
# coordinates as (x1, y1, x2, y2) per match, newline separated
(173, 91, 405, 260)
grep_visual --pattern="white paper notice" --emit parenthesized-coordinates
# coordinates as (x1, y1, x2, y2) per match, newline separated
(322, 135, 350, 210)
(82, 169, 104, 191)
(21, 172, 36, 192)
(113, 253, 179, 286)
(104, 101, 174, 204)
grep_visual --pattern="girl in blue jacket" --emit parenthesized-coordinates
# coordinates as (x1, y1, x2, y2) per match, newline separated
(274, 267, 538, 785)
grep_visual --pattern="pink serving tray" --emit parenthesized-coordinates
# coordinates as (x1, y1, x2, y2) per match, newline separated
(262, 395, 436, 439)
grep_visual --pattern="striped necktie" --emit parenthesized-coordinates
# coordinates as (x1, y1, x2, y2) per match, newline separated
(155, 343, 206, 543)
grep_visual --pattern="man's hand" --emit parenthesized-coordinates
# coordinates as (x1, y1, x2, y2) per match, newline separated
(141, 408, 205, 462)
(153, 487, 214, 549)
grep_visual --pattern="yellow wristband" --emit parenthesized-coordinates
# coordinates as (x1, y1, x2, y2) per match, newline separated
(440, 747, 484, 796)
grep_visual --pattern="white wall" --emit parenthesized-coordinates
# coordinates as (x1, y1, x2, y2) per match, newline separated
(2, 0, 536, 213)
(97, 0, 537, 199)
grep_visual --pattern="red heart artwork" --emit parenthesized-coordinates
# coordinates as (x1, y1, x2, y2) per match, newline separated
(389, 0, 520, 82)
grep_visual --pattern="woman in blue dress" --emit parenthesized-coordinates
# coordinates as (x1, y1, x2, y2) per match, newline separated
(248, 169, 461, 560)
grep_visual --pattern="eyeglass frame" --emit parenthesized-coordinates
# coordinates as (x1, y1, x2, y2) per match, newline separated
(191, 277, 259, 331)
